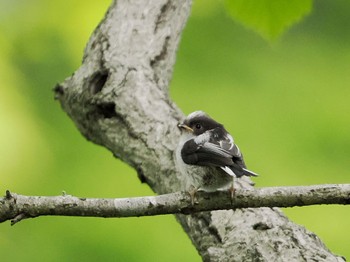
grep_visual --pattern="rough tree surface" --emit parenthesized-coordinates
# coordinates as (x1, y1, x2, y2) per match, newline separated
(54, 1, 345, 261)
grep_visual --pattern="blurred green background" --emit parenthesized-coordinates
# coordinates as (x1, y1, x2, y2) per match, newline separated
(1, 0, 349, 261)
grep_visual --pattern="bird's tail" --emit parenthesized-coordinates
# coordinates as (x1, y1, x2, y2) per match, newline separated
(242, 168, 259, 177)
(221, 165, 259, 178)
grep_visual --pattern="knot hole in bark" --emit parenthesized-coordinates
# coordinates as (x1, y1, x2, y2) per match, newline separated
(252, 222, 272, 230)
(89, 70, 109, 95)
(53, 83, 64, 99)
(95, 102, 117, 119)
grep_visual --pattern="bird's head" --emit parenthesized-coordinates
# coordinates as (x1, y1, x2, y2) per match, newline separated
(178, 111, 222, 136)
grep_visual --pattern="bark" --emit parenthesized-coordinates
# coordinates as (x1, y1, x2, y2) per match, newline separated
(51, 0, 345, 261)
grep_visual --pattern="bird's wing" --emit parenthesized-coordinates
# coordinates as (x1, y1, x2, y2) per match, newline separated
(181, 128, 258, 177)
(181, 138, 232, 166)
(181, 128, 241, 167)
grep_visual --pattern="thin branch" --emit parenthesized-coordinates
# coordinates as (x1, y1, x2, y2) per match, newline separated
(1, 184, 349, 225)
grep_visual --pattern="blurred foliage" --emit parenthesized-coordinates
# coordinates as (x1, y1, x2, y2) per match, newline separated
(0, 0, 349, 261)
(225, 0, 313, 41)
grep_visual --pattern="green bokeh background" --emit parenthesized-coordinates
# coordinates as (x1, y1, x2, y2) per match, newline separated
(1, 0, 349, 261)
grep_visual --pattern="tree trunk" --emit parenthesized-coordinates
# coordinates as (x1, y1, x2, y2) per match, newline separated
(54, 0, 345, 261)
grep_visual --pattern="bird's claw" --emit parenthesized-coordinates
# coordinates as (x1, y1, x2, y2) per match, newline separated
(229, 185, 236, 204)
(188, 185, 199, 206)
(229, 177, 236, 205)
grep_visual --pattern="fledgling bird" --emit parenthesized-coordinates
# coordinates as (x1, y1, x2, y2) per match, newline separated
(176, 111, 258, 203)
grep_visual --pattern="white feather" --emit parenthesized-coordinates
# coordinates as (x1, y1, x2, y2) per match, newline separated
(202, 142, 233, 158)
(226, 134, 234, 150)
(194, 132, 210, 144)
(242, 168, 259, 177)
(220, 166, 237, 177)
(187, 110, 207, 121)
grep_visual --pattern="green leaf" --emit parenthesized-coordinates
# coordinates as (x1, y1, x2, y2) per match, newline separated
(225, 0, 313, 41)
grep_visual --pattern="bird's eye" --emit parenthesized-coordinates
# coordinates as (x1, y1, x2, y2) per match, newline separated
(195, 123, 201, 129)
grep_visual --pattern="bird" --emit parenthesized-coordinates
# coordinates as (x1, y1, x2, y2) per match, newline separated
(176, 111, 258, 204)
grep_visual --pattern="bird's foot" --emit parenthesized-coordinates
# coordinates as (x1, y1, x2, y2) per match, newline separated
(229, 184, 236, 204)
(187, 185, 199, 206)
(228, 175, 237, 204)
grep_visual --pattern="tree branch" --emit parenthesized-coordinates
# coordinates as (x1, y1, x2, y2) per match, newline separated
(1, 184, 349, 225)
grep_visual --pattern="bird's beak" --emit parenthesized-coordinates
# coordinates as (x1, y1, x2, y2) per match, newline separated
(177, 123, 194, 133)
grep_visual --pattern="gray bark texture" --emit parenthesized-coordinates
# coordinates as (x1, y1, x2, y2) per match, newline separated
(53, 1, 345, 261)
